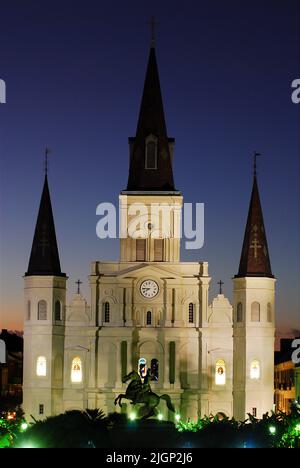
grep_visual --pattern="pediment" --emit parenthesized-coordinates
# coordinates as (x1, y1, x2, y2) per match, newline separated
(112, 263, 182, 279)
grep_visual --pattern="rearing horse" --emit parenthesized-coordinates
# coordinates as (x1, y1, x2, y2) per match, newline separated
(114, 370, 175, 419)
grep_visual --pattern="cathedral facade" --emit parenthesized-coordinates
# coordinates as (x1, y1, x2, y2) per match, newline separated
(23, 44, 275, 422)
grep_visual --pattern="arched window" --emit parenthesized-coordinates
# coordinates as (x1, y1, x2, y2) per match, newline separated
(267, 303, 272, 322)
(237, 302, 243, 322)
(26, 300, 31, 321)
(251, 302, 260, 322)
(38, 300, 47, 320)
(145, 141, 157, 169)
(215, 359, 226, 385)
(36, 356, 47, 376)
(104, 302, 110, 323)
(55, 300, 61, 321)
(146, 311, 152, 325)
(250, 360, 260, 379)
(150, 358, 159, 381)
(188, 303, 194, 323)
(71, 357, 82, 383)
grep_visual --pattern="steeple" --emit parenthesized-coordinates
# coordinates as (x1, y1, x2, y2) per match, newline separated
(126, 44, 176, 192)
(25, 175, 65, 277)
(236, 162, 273, 278)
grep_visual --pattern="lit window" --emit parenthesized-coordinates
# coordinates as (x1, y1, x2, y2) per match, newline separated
(36, 356, 47, 376)
(150, 358, 159, 381)
(55, 300, 61, 321)
(71, 357, 82, 383)
(189, 303, 194, 323)
(251, 302, 260, 322)
(250, 360, 260, 379)
(104, 302, 110, 323)
(237, 302, 243, 322)
(26, 300, 31, 321)
(215, 359, 226, 385)
(38, 300, 47, 320)
(267, 303, 272, 322)
(146, 311, 152, 325)
(145, 141, 157, 169)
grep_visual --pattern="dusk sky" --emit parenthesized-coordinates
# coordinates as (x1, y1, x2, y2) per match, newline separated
(0, 0, 299, 335)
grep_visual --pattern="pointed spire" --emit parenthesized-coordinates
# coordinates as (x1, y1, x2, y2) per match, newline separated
(126, 45, 176, 191)
(25, 175, 65, 277)
(236, 157, 273, 278)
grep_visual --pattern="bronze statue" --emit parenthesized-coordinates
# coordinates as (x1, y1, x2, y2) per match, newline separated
(114, 359, 175, 419)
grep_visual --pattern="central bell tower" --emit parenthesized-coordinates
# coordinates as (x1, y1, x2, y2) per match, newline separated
(119, 44, 183, 263)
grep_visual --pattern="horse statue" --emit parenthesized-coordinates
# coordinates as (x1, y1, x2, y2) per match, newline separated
(114, 370, 175, 419)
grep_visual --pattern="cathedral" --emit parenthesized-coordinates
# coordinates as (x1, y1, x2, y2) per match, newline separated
(23, 42, 276, 422)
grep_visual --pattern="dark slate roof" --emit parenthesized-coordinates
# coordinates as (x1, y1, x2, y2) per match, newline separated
(236, 175, 273, 278)
(126, 46, 176, 191)
(25, 176, 65, 277)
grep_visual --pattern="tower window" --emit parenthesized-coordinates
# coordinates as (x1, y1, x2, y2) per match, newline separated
(104, 302, 110, 323)
(38, 300, 47, 320)
(250, 360, 260, 379)
(39, 404, 44, 415)
(26, 300, 31, 321)
(71, 357, 82, 383)
(251, 302, 260, 322)
(145, 141, 157, 169)
(136, 239, 146, 261)
(55, 300, 61, 321)
(146, 311, 152, 325)
(252, 407, 257, 417)
(215, 359, 226, 385)
(150, 358, 159, 381)
(154, 239, 164, 261)
(36, 356, 47, 377)
(188, 303, 194, 323)
(267, 303, 272, 322)
(237, 302, 243, 322)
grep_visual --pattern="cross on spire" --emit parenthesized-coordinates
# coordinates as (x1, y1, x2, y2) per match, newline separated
(76, 279, 82, 294)
(253, 151, 261, 178)
(218, 280, 224, 295)
(44, 147, 51, 175)
(148, 16, 158, 47)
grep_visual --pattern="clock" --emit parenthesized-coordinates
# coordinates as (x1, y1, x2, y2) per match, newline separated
(140, 279, 159, 299)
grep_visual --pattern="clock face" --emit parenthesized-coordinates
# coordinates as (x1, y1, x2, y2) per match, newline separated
(140, 280, 159, 299)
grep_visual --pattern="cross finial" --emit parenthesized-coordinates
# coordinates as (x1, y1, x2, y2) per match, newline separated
(217, 280, 224, 295)
(76, 279, 82, 295)
(253, 151, 261, 178)
(148, 16, 158, 48)
(44, 147, 51, 175)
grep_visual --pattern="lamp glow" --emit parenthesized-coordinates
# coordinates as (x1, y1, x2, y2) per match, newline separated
(295, 424, 300, 432)
(269, 425, 276, 435)
(129, 413, 136, 421)
(157, 413, 163, 421)
(175, 414, 181, 422)
(21, 422, 28, 431)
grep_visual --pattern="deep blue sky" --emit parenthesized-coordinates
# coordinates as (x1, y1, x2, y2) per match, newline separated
(0, 0, 299, 333)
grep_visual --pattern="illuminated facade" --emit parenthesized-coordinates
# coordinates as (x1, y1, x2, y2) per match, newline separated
(23, 43, 275, 421)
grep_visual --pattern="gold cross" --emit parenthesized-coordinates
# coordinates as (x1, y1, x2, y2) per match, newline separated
(250, 238, 261, 259)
